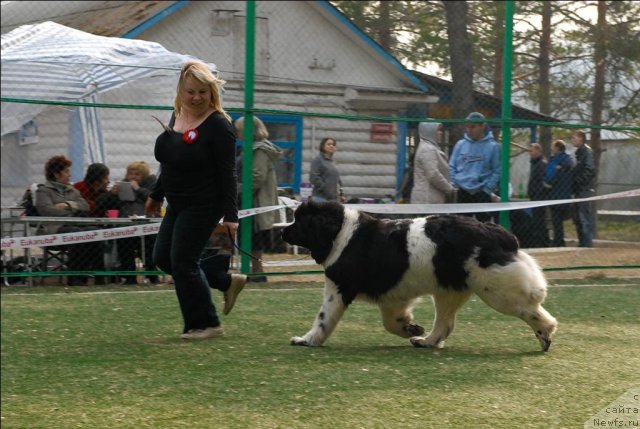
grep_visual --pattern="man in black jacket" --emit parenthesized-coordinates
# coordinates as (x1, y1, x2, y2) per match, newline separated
(571, 131, 596, 247)
(527, 143, 550, 247)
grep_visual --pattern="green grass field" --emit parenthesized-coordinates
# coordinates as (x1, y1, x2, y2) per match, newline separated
(2, 280, 639, 429)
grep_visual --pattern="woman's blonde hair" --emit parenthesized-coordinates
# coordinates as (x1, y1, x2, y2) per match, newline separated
(126, 161, 150, 179)
(234, 116, 269, 141)
(174, 61, 230, 122)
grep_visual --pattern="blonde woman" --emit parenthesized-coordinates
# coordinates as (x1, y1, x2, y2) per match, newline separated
(145, 61, 247, 340)
(234, 116, 282, 281)
(112, 161, 158, 284)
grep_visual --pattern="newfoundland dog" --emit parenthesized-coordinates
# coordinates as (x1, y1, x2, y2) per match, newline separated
(281, 201, 557, 351)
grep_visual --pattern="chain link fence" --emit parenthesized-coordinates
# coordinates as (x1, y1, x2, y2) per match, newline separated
(2, 1, 639, 285)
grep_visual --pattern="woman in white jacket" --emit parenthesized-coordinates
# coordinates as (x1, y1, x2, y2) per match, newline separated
(410, 122, 455, 204)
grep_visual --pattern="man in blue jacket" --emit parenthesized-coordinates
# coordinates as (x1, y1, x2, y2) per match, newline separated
(449, 112, 501, 222)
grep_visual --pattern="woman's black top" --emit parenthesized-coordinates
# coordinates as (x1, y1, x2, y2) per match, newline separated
(150, 111, 238, 222)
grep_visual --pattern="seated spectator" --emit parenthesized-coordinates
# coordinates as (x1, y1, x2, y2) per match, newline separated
(106, 161, 159, 285)
(35, 155, 109, 286)
(73, 163, 111, 217)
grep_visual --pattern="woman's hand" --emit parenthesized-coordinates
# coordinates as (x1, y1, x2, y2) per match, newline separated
(222, 221, 239, 238)
(144, 198, 163, 217)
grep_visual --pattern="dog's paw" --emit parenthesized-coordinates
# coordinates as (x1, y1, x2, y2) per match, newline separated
(405, 323, 425, 337)
(536, 334, 552, 352)
(410, 336, 442, 349)
(290, 336, 310, 346)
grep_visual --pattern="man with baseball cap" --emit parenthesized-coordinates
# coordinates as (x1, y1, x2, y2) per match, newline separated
(449, 112, 501, 222)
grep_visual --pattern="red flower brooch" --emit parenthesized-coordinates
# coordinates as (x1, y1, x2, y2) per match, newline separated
(182, 128, 199, 144)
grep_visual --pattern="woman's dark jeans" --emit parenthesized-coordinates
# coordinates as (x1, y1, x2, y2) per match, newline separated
(153, 203, 228, 333)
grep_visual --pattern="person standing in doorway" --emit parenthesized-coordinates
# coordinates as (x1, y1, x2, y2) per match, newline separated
(145, 61, 247, 340)
(571, 130, 596, 247)
(234, 115, 282, 282)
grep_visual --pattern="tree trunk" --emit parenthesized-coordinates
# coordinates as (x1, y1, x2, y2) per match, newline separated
(377, 1, 392, 50)
(538, 1, 552, 156)
(591, 0, 607, 178)
(492, 1, 505, 99)
(444, 1, 475, 149)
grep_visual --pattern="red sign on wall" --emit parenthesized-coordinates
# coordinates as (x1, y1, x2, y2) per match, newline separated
(370, 123, 394, 143)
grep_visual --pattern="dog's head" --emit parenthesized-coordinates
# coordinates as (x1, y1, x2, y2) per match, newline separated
(281, 200, 345, 264)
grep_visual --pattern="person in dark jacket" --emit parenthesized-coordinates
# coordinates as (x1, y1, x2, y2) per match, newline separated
(145, 61, 247, 340)
(73, 163, 111, 217)
(571, 130, 596, 247)
(526, 143, 550, 247)
(544, 140, 574, 247)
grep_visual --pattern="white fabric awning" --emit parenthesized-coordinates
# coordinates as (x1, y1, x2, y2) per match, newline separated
(1, 21, 215, 136)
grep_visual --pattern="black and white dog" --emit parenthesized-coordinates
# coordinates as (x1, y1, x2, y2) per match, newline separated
(281, 201, 557, 351)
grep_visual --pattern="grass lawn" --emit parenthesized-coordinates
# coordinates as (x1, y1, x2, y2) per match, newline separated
(565, 219, 640, 242)
(2, 280, 639, 429)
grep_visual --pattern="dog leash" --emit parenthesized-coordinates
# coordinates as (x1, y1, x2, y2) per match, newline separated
(226, 225, 263, 262)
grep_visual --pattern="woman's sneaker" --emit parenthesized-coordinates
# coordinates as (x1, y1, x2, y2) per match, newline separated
(181, 326, 225, 340)
(223, 274, 247, 315)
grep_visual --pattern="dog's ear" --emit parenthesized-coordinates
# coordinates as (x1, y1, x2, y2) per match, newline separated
(304, 203, 345, 263)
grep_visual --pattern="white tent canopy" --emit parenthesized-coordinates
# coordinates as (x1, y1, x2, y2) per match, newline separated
(1, 21, 215, 136)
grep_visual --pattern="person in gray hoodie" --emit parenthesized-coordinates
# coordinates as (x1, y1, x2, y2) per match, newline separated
(235, 116, 283, 281)
(410, 122, 455, 204)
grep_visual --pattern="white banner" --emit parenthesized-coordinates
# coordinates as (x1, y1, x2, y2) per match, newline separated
(2, 204, 286, 250)
(2, 189, 638, 250)
(347, 188, 640, 215)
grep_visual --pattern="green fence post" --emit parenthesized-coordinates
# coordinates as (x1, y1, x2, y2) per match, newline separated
(499, 0, 515, 229)
(240, 1, 256, 274)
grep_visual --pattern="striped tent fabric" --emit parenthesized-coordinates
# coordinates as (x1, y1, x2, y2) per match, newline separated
(1, 21, 216, 136)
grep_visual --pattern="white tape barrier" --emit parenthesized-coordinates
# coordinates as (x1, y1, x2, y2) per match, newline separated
(347, 188, 640, 215)
(1, 204, 286, 250)
(2, 189, 637, 250)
